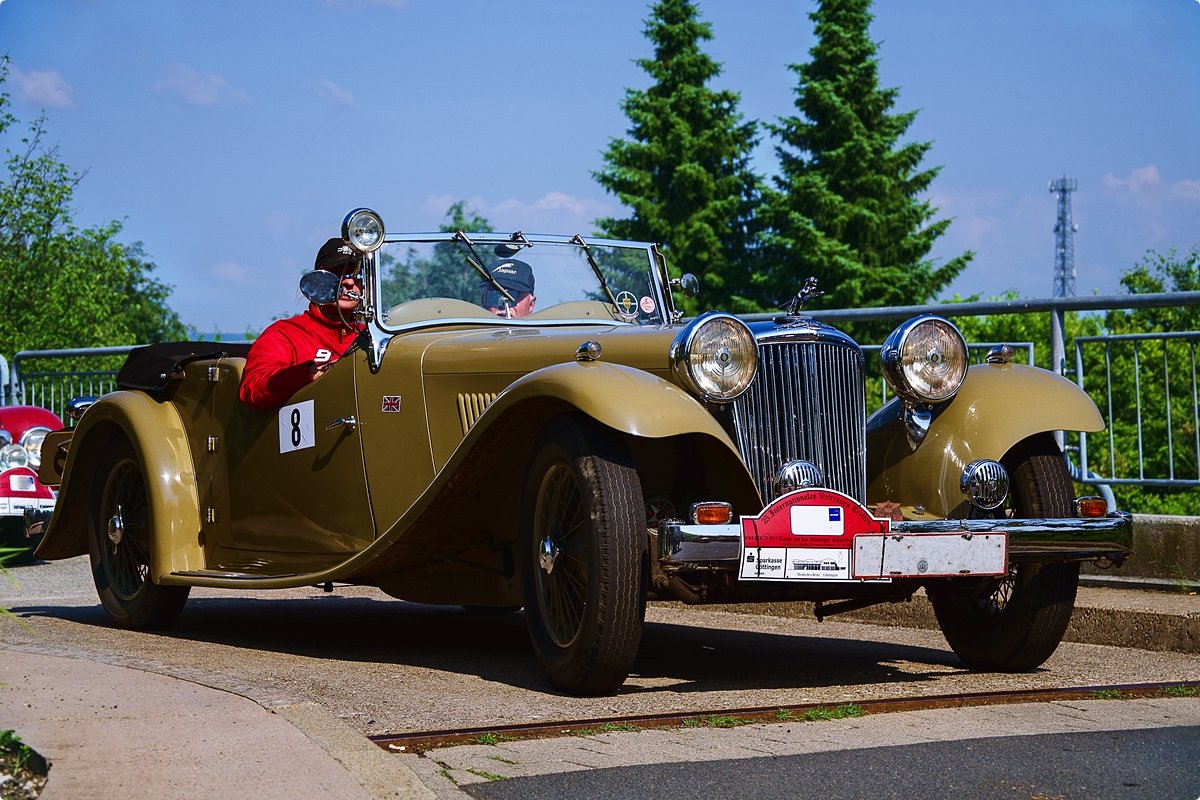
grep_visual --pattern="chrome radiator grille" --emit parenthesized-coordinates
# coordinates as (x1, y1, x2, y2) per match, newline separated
(731, 338, 867, 505)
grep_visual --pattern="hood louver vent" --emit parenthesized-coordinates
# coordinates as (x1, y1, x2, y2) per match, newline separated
(457, 392, 499, 435)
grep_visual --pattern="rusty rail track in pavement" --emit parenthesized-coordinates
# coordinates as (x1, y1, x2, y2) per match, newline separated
(368, 680, 1200, 754)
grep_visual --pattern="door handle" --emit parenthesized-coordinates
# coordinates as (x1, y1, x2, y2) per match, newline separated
(326, 415, 357, 432)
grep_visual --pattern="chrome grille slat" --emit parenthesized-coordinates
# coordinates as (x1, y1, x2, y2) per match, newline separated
(732, 337, 866, 505)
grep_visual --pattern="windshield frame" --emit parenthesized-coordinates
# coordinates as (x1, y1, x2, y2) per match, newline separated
(363, 231, 675, 338)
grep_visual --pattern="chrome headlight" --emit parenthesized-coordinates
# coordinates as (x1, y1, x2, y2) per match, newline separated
(881, 315, 968, 404)
(670, 312, 758, 402)
(0, 443, 28, 470)
(342, 208, 385, 253)
(19, 426, 51, 469)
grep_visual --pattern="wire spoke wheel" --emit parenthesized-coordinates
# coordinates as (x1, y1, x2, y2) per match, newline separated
(521, 416, 646, 696)
(535, 462, 590, 646)
(89, 437, 189, 629)
(102, 464, 152, 599)
(930, 434, 1080, 671)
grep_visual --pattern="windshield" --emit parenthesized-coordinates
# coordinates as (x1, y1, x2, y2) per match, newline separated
(373, 233, 670, 331)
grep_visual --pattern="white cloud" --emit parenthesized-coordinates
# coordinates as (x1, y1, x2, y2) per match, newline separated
(491, 191, 612, 225)
(9, 65, 74, 108)
(155, 64, 249, 108)
(210, 260, 253, 285)
(1170, 179, 1200, 201)
(1103, 165, 1162, 195)
(313, 79, 355, 110)
(1102, 166, 1200, 207)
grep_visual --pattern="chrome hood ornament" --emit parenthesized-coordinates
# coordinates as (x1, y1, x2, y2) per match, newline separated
(780, 276, 823, 317)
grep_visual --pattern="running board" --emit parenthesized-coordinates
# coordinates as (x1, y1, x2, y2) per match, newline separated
(171, 569, 299, 580)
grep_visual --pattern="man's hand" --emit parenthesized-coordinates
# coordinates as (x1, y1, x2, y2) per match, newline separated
(309, 361, 332, 382)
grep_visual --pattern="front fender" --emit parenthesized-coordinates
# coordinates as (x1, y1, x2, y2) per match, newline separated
(866, 362, 1103, 518)
(33, 391, 204, 578)
(494, 360, 742, 446)
(337, 361, 758, 593)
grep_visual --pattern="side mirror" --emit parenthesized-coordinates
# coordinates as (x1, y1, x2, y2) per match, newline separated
(672, 273, 700, 298)
(299, 270, 341, 305)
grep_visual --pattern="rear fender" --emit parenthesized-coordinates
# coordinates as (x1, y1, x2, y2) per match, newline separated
(867, 362, 1103, 518)
(33, 392, 204, 578)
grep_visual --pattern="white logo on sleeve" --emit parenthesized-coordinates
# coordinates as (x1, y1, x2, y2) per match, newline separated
(314, 348, 333, 363)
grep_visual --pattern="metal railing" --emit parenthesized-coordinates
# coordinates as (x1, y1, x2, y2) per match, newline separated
(4, 291, 1199, 495)
(1074, 330, 1200, 488)
(4, 346, 138, 416)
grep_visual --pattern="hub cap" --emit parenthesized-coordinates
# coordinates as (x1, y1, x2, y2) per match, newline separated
(107, 504, 125, 548)
(538, 536, 560, 574)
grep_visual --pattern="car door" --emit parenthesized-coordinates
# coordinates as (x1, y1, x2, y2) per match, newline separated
(215, 352, 375, 565)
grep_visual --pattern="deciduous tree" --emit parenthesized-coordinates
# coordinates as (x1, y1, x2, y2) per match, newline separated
(1088, 247, 1200, 515)
(0, 59, 184, 358)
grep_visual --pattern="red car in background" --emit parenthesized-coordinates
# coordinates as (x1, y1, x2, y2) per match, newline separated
(0, 405, 60, 562)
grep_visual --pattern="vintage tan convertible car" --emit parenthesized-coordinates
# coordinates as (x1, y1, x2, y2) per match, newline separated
(32, 209, 1131, 695)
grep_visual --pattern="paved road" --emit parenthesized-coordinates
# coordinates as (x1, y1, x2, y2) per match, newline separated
(3, 556, 1197, 738)
(4, 556, 1200, 799)
(459, 724, 1200, 800)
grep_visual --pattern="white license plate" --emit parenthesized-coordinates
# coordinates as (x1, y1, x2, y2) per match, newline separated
(853, 533, 1007, 579)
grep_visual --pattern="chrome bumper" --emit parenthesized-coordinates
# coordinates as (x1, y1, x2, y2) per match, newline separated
(659, 512, 1133, 566)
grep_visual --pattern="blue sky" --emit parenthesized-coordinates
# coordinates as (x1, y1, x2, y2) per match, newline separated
(2, 0, 1198, 336)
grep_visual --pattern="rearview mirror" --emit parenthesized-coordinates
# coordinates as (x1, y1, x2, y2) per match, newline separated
(299, 270, 340, 305)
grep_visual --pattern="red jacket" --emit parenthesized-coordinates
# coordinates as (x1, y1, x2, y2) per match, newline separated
(238, 304, 362, 411)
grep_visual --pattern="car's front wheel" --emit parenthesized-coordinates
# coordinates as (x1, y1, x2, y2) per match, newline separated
(89, 437, 189, 629)
(929, 434, 1079, 671)
(520, 416, 646, 696)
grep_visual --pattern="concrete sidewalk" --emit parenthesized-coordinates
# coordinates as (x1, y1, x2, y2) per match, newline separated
(0, 650, 435, 800)
(2, 585, 1197, 800)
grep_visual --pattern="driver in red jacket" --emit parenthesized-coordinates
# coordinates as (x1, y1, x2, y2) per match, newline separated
(238, 238, 365, 411)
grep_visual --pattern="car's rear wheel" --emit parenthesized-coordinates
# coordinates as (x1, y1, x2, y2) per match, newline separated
(521, 416, 646, 696)
(89, 437, 189, 629)
(929, 434, 1080, 671)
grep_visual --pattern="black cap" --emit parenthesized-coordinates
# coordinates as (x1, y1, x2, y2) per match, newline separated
(314, 238, 358, 274)
(481, 259, 535, 307)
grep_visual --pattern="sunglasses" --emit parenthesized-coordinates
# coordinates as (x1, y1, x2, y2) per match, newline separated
(482, 288, 528, 308)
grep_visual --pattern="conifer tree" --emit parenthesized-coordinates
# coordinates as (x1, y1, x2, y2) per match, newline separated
(761, 0, 970, 318)
(593, 0, 763, 313)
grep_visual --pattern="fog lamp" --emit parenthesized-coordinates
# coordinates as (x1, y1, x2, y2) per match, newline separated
(960, 459, 1009, 510)
(775, 460, 824, 495)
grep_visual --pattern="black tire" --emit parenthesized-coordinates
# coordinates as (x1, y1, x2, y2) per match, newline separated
(520, 416, 646, 696)
(930, 434, 1080, 671)
(89, 437, 189, 629)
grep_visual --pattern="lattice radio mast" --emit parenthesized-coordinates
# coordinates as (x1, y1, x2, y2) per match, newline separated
(1050, 176, 1078, 298)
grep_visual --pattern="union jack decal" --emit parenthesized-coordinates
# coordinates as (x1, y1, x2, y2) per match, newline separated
(381, 395, 401, 413)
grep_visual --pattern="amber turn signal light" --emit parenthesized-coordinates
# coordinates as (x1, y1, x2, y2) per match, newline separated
(1076, 496, 1108, 518)
(691, 501, 733, 525)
